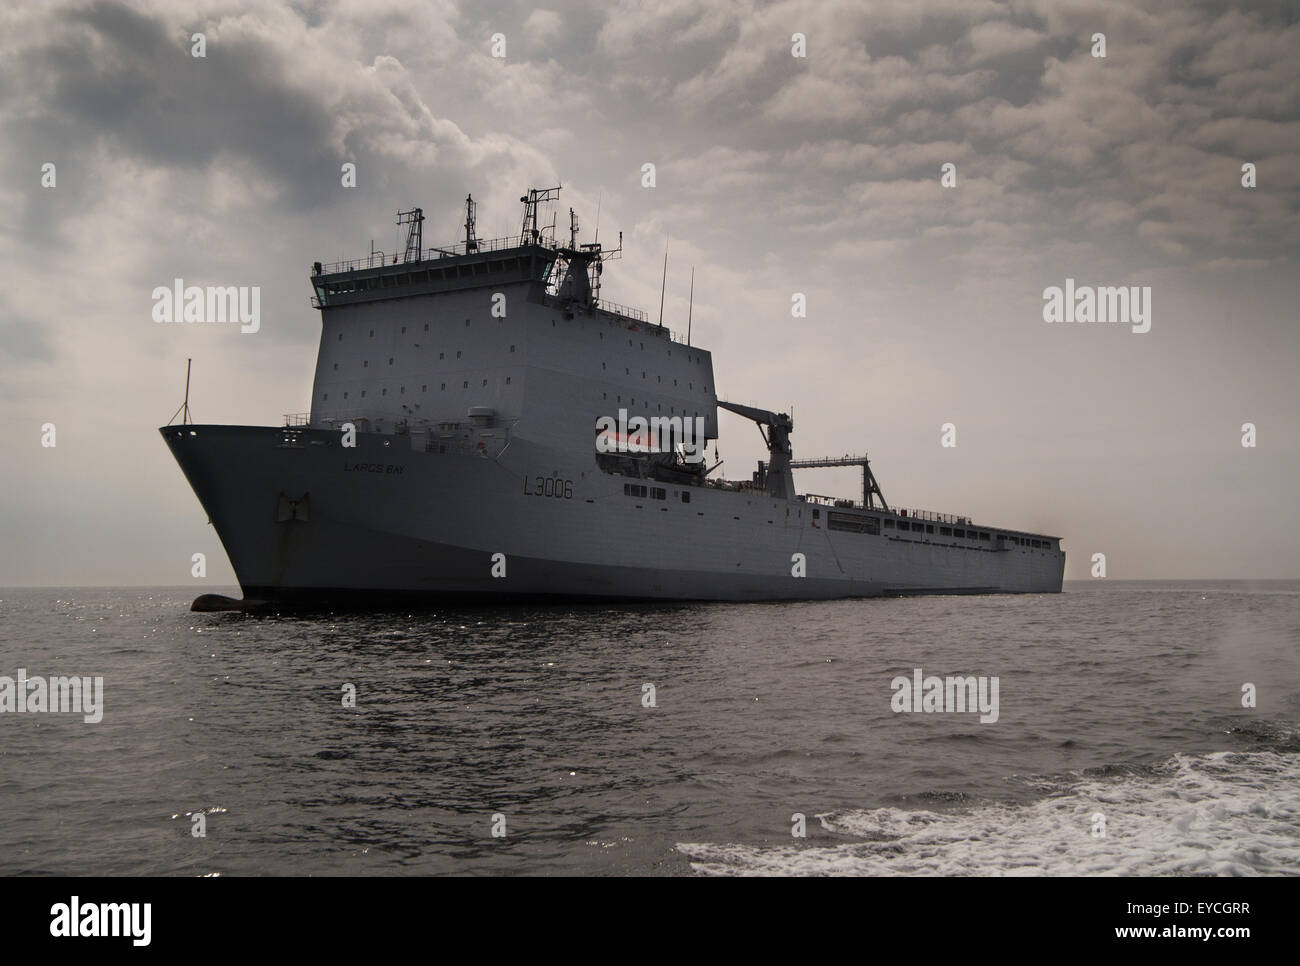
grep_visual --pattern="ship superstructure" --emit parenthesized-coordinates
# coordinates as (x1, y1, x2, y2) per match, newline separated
(161, 187, 1064, 604)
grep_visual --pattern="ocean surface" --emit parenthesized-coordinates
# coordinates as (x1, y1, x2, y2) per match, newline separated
(1, 581, 1297, 876)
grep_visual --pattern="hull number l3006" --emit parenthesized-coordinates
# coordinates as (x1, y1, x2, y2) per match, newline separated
(524, 475, 573, 499)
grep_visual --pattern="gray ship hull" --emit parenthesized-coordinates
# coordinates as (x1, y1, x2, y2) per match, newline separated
(162, 424, 1065, 603)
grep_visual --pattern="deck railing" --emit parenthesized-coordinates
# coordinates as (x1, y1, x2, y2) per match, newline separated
(310, 240, 706, 345)
(798, 493, 972, 524)
(593, 298, 648, 323)
(317, 234, 558, 276)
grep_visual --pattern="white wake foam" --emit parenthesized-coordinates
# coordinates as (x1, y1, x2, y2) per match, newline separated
(678, 751, 1300, 876)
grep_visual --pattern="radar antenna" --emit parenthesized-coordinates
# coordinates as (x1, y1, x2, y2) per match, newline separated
(396, 207, 424, 263)
(580, 231, 621, 304)
(519, 186, 561, 245)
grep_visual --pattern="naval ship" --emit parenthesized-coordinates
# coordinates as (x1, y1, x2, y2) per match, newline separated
(161, 187, 1065, 606)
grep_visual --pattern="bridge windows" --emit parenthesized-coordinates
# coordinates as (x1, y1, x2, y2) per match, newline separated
(828, 512, 880, 535)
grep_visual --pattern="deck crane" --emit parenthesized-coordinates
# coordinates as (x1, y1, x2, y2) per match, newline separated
(718, 400, 888, 509)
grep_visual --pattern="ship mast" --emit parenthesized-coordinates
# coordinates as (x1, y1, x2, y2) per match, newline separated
(687, 267, 694, 346)
(464, 194, 478, 252)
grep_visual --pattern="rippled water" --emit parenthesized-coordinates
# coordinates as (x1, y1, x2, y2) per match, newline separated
(1, 581, 1297, 875)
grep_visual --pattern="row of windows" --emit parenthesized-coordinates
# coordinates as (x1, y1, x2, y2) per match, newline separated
(609, 494, 1052, 544)
(320, 376, 514, 402)
(598, 362, 705, 391)
(318, 258, 531, 300)
(329, 351, 707, 395)
(815, 509, 1054, 548)
(332, 347, 494, 371)
(319, 385, 713, 426)
(339, 323, 436, 340)
(622, 484, 690, 503)
(827, 511, 881, 535)
(601, 393, 705, 417)
(335, 320, 706, 365)
(319, 385, 717, 418)
(1004, 535, 1051, 548)
(332, 320, 707, 374)
(936, 525, 988, 539)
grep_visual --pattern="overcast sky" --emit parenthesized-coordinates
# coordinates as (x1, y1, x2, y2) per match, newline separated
(1, 0, 1297, 585)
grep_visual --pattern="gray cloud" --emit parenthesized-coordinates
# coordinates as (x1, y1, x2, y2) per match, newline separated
(1, 0, 1297, 583)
